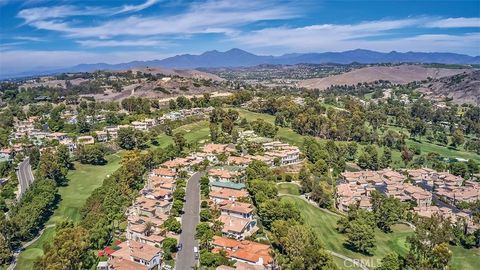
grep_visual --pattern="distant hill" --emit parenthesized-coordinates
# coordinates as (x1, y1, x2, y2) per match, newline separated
(2, 48, 479, 79)
(417, 70, 480, 105)
(298, 65, 472, 90)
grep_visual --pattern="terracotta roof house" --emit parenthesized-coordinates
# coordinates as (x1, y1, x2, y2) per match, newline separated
(109, 240, 161, 269)
(151, 168, 176, 179)
(219, 201, 254, 219)
(218, 215, 256, 240)
(209, 188, 249, 203)
(212, 236, 273, 268)
(208, 169, 241, 182)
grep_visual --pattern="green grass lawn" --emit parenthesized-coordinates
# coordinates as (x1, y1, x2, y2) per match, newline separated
(155, 120, 211, 148)
(48, 153, 123, 224)
(282, 195, 479, 269)
(277, 183, 300, 195)
(15, 227, 56, 270)
(15, 153, 123, 270)
(282, 195, 412, 263)
(176, 120, 211, 144)
(331, 255, 363, 270)
(449, 245, 480, 270)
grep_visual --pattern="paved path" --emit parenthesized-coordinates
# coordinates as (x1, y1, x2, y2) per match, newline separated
(328, 250, 370, 270)
(176, 171, 204, 270)
(16, 157, 34, 200)
(7, 224, 56, 270)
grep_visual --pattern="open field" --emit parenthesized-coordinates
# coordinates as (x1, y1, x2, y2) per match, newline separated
(277, 182, 300, 195)
(281, 195, 479, 270)
(156, 120, 211, 148)
(177, 120, 211, 144)
(15, 153, 123, 270)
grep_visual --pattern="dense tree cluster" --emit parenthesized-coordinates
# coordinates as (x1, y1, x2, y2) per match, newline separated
(337, 205, 377, 255)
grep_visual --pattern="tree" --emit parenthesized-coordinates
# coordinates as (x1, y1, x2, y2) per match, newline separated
(34, 226, 90, 270)
(311, 159, 328, 177)
(375, 252, 402, 270)
(298, 165, 313, 193)
(0, 235, 11, 265)
(409, 118, 426, 139)
(176, 96, 192, 109)
(245, 160, 273, 181)
(75, 144, 107, 165)
(199, 249, 231, 268)
(36, 148, 68, 185)
(406, 214, 452, 270)
(346, 142, 358, 161)
(401, 147, 414, 166)
(162, 237, 178, 260)
(209, 123, 220, 142)
(345, 217, 376, 255)
(435, 132, 448, 145)
(247, 179, 278, 205)
(76, 113, 91, 133)
(195, 222, 214, 249)
(358, 145, 379, 170)
(200, 209, 211, 222)
(451, 129, 465, 148)
(310, 181, 333, 209)
(251, 119, 278, 138)
(164, 217, 181, 234)
(57, 144, 73, 170)
(258, 199, 301, 230)
(371, 191, 404, 232)
(173, 131, 187, 152)
(271, 220, 337, 270)
(380, 148, 392, 168)
(117, 127, 137, 150)
(338, 206, 376, 254)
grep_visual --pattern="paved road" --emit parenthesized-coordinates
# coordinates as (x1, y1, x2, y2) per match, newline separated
(16, 157, 34, 200)
(176, 171, 204, 270)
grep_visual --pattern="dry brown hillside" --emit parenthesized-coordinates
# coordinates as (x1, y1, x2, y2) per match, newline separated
(128, 67, 225, 81)
(298, 65, 471, 90)
(417, 70, 480, 105)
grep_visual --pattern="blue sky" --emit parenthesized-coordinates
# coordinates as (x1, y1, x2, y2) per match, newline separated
(0, 0, 479, 75)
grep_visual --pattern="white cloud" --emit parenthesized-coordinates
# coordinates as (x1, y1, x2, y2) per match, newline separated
(18, 5, 108, 23)
(17, 0, 160, 23)
(14, 36, 46, 42)
(19, 0, 298, 38)
(115, 0, 160, 14)
(426, 17, 480, 28)
(232, 18, 480, 55)
(77, 39, 167, 47)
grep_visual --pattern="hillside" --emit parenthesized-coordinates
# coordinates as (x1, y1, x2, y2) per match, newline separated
(4, 49, 479, 79)
(18, 68, 228, 102)
(128, 67, 224, 81)
(417, 70, 480, 105)
(297, 65, 472, 90)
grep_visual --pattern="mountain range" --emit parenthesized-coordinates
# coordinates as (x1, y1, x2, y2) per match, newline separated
(4, 48, 480, 79)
